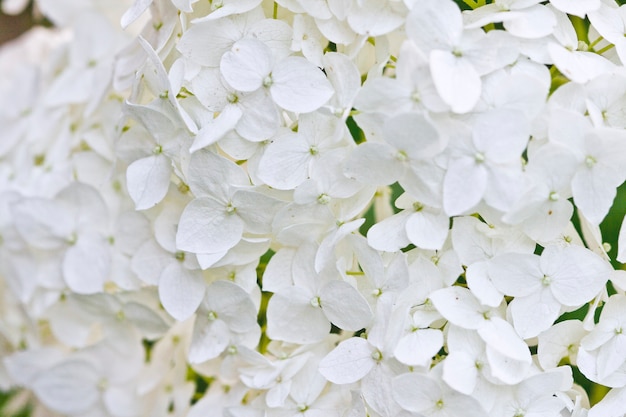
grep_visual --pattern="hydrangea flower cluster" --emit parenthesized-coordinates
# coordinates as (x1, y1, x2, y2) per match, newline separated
(2, 0, 626, 416)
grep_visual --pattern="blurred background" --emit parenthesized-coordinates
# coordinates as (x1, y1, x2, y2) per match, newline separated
(0, 1, 35, 44)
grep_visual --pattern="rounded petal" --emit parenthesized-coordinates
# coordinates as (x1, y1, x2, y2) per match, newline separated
(367, 210, 412, 252)
(176, 197, 244, 254)
(430, 51, 481, 114)
(478, 317, 531, 362)
(488, 253, 542, 297)
(204, 280, 258, 333)
(319, 337, 375, 384)
(405, 210, 449, 251)
(503, 5, 556, 39)
(429, 286, 485, 330)
(188, 317, 230, 363)
(320, 280, 373, 331)
(32, 360, 99, 415)
(394, 329, 443, 367)
(158, 262, 205, 321)
(344, 142, 403, 185)
(270, 56, 334, 113)
(126, 154, 172, 210)
(406, 0, 462, 51)
(384, 113, 443, 160)
(266, 287, 329, 344)
(63, 235, 110, 294)
(392, 373, 440, 413)
(220, 38, 272, 92)
(509, 291, 561, 339)
(443, 157, 488, 216)
(543, 245, 611, 307)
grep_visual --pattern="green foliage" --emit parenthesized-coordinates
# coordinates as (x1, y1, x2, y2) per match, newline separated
(0, 390, 32, 417)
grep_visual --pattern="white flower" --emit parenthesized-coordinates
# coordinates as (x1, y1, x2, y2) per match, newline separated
(176, 150, 283, 255)
(392, 366, 487, 417)
(488, 245, 610, 339)
(220, 38, 334, 113)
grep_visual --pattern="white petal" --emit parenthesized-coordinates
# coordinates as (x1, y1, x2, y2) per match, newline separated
(318, 337, 375, 384)
(320, 280, 373, 331)
(442, 351, 478, 395)
(32, 360, 99, 415)
(537, 320, 586, 370)
(346, 0, 406, 36)
(256, 131, 310, 189)
(270, 56, 334, 113)
(176, 197, 244, 254)
(266, 287, 329, 344)
(236, 90, 279, 141)
(485, 345, 530, 384)
(323, 52, 361, 110)
(384, 113, 443, 159)
(443, 157, 487, 216)
(367, 210, 412, 252)
(262, 248, 295, 292)
(126, 154, 172, 210)
(488, 253, 542, 297)
(123, 302, 169, 339)
(344, 142, 403, 185)
(187, 149, 249, 198)
(548, 43, 616, 84)
(120, 0, 153, 28)
(103, 385, 142, 417)
(430, 51, 481, 114)
(589, 386, 626, 417)
(406, 210, 449, 251)
(477, 317, 531, 362)
(465, 262, 503, 308)
(503, 5, 556, 39)
(131, 240, 172, 285)
(190, 106, 242, 153)
(11, 198, 72, 249)
(618, 215, 626, 263)
(394, 329, 443, 367)
(204, 280, 258, 333)
(192, 0, 261, 22)
(177, 19, 239, 67)
(63, 235, 110, 294)
(232, 189, 283, 234)
(392, 373, 440, 413)
(158, 262, 205, 321)
(188, 317, 230, 363)
(572, 164, 618, 225)
(406, 0, 461, 51)
(474, 109, 529, 162)
(550, 0, 600, 17)
(544, 245, 610, 306)
(220, 38, 272, 92)
(508, 291, 561, 339)
(429, 286, 485, 330)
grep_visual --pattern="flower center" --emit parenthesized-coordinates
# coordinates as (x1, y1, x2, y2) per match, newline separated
(226, 92, 239, 104)
(317, 194, 331, 205)
(310, 296, 321, 308)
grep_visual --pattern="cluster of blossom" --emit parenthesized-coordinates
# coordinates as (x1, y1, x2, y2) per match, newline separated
(2, 0, 626, 416)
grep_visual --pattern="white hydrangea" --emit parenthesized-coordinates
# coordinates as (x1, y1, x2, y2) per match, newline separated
(2, 0, 626, 416)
